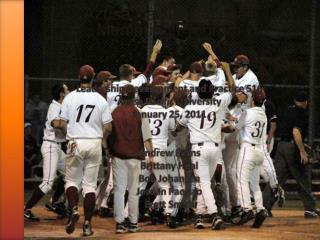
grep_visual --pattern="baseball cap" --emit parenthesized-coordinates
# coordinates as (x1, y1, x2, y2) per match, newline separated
(252, 88, 266, 104)
(294, 91, 308, 102)
(152, 67, 172, 78)
(190, 62, 204, 74)
(121, 84, 136, 100)
(152, 75, 170, 86)
(79, 64, 95, 80)
(230, 55, 250, 66)
(96, 71, 117, 82)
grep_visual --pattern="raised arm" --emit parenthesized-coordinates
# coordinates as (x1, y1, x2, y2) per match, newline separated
(202, 42, 220, 61)
(221, 62, 236, 95)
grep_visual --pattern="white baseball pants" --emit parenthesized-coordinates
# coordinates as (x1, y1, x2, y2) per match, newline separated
(237, 143, 264, 211)
(112, 157, 141, 224)
(192, 142, 220, 215)
(260, 142, 278, 188)
(223, 141, 239, 207)
(65, 139, 102, 195)
(39, 141, 66, 194)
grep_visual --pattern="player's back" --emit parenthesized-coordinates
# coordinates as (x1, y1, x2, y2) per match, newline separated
(179, 79, 199, 100)
(60, 88, 112, 139)
(107, 80, 131, 111)
(238, 107, 267, 145)
(142, 105, 175, 149)
(180, 92, 232, 144)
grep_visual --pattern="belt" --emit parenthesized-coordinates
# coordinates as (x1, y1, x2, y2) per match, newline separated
(280, 138, 294, 143)
(195, 142, 219, 147)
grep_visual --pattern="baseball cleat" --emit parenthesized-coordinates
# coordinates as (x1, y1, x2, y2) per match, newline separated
(252, 209, 268, 228)
(194, 215, 205, 229)
(304, 210, 320, 218)
(98, 207, 113, 218)
(128, 222, 141, 233)
(24, 209, 40, 222)
(266, 209, 273, 218)
(211, 214, 225, 230)
(166, 214, 177, 229)
(116, 222, 128, 233)
(65, 207, 80, 234)
(82, 221, 94, 236)
(45, 202, 67, 216)
(238, 210, 255, 225)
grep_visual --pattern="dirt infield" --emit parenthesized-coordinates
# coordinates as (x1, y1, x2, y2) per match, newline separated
(24, 207, 320, 240)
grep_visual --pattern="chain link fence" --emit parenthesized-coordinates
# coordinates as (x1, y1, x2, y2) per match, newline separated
(25, 0, 320, 138)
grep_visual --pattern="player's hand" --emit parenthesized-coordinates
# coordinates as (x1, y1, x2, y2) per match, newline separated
(202, 42, 213, 53)
(300, 150, 309, 165)
(153, 39, 162, 54)
(236, 92, 248, 103)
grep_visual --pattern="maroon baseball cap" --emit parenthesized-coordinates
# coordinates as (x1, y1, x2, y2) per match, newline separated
(189, 61, 204, 74)
(252, 88, 266, 104)
(96, 71, 117, 82)
(230, 55, 250, 66)
(79, 65, 95, 80)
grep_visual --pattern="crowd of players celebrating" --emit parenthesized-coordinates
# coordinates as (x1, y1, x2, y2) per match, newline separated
(24, 40, 319, 236)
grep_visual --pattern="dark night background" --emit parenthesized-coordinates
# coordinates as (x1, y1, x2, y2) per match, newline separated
(24, 0, 320, 138)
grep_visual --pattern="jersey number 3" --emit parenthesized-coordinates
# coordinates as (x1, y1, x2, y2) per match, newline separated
(76, 105, 95, 122)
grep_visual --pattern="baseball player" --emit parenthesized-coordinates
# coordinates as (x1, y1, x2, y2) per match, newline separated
(231, 88, 268, 228)
(223, 55, 260, 218)
(178, 61, 204, 101)
(24, 83, 69, 221)
(107, 40, 162, 111)
(59, 65, 112, 236)
(93, 70, 117, 217)
(107, 84, 153, 233)
(142, 86, 179, 227)
(176, 62, 235, 230)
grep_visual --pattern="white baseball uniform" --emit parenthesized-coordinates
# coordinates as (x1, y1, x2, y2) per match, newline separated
(60, 88, 112, 195)
(233, 69, 259, 110)
(179, 92, 232, 215)
(107, 76, 147, 112)
(179, 79, 199, 101)
(141, 105, 176, 214)
(39, 100, 66, 194)
(235, 107, 267, 212)
(202, 68, 226, 93)
(222, 106, 243, 209)
(222, 69, 260, 209)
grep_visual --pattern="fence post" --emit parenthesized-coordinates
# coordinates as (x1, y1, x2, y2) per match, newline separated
(146, 0, 155, 62)
(308, 0, 317, 145)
